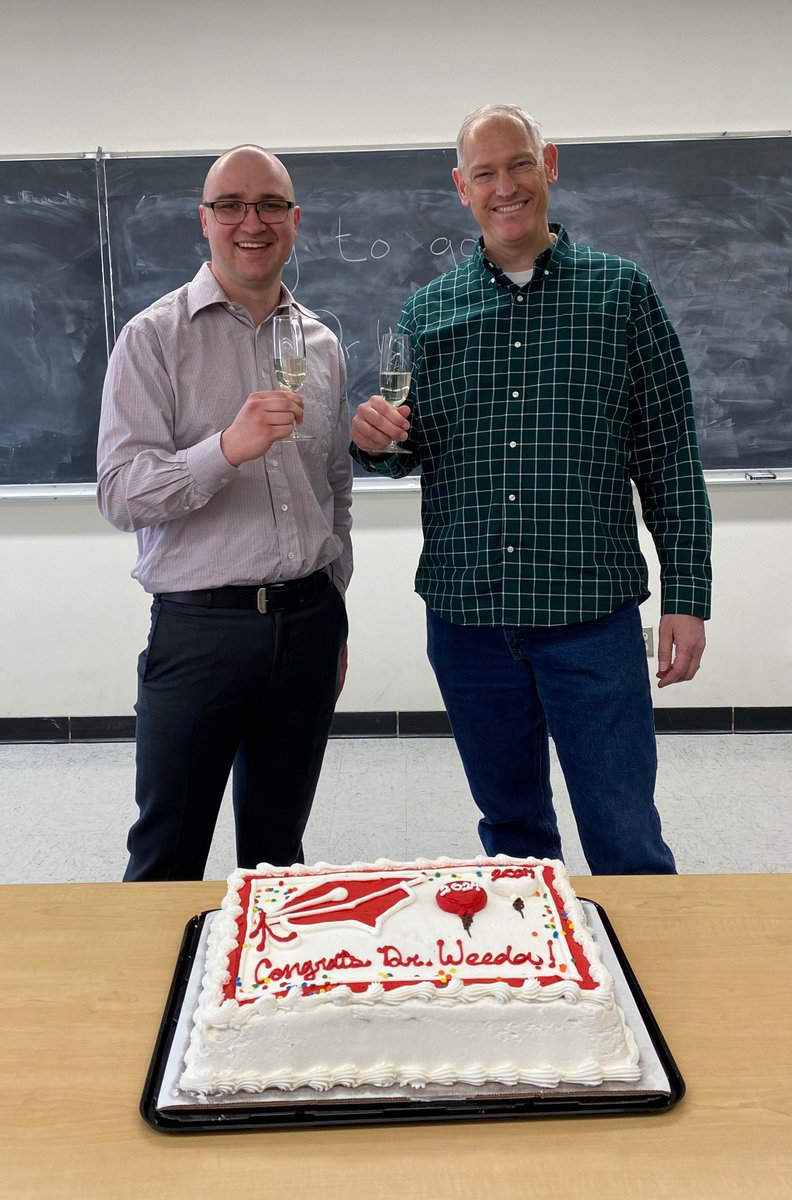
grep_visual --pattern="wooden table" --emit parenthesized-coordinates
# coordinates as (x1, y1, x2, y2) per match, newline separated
(1, 874, 790, 1199)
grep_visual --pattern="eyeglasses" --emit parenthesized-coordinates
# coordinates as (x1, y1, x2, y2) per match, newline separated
(203, 199, 296, 225)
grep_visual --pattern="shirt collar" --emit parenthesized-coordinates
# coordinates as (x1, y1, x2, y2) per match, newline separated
(186, 262, 228, 318)
(186, 263, 319, 323)
(475, 223, 571, 287)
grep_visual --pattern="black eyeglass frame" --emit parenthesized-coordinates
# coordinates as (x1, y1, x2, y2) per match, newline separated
(202, 199, 297, 225)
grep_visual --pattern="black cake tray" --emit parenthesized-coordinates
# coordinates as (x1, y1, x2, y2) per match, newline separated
(141, 900, 685, 1133)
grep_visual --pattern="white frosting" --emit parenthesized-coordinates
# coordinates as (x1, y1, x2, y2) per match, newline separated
(180, 856, 640, 1095)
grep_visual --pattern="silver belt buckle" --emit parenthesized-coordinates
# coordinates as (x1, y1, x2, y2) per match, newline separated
(256, 587, 268, 614)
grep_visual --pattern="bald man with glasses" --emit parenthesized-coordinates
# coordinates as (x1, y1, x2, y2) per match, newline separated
(98, 145, 352, 881)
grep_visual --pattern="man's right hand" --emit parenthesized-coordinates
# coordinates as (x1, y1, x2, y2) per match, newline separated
(350, 395, 411, 454)
(221, 390, 304, 466)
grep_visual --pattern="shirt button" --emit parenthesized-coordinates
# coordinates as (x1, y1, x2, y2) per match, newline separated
(507, 546, 515, 553)
(511, 391, 519, 398)
(281, 504, 288, 511)
(271, 459, 279, 467)
(508, 494, 516, 501)
(513, 341, 522, 348)
(516, 295, 524, 302)
(509, 441, 517, 448)
(287, 551, 295, 560)
(544, 270, 549, 276)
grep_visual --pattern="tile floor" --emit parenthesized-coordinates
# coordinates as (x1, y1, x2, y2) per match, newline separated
(1, 733, 790, 883)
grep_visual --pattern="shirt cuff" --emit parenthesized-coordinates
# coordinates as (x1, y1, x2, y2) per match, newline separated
(185, 432, 238, 497)
(660, 578, 711, 620)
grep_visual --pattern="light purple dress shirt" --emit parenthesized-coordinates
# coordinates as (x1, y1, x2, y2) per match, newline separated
(97, 264, 353, 595)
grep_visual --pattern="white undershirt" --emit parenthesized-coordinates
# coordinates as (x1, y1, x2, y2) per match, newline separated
(504, 268, 534, 286)
(502, 233, 556, 287)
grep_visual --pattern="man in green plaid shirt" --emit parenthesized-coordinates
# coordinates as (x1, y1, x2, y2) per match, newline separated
(351, 105, 712, 874)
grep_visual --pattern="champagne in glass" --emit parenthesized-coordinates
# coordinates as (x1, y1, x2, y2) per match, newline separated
(380, 370, 410, 406)
(272, 307, 314, 441)
(379, 332, 412, 454)
(274, 356, 306, 391)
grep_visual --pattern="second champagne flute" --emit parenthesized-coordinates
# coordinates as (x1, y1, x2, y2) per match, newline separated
(273, 307, 314, 441)
(379, 331, 412, 454)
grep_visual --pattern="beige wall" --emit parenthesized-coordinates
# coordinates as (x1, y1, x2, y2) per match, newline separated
(1, 0, 791, 717)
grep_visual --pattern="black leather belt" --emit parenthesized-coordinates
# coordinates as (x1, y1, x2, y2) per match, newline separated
(157, 570, 330, 614)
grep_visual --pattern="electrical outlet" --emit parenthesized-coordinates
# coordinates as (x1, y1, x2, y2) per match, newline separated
(642, 627, 654, 657)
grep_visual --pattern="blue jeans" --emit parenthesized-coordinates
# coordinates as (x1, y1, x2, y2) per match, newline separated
(126, 583, 348, 881)
(426, 600, 676, 875)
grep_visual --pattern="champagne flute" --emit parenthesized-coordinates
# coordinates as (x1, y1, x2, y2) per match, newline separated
(273, 307, 314, 441)
(379, 331, 412, 454)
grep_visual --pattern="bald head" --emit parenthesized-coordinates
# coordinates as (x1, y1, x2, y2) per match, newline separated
(198, 143, 300, 322)
(203, 144, 295, 203)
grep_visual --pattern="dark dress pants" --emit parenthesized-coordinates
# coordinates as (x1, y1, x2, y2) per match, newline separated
(124, 583, 348, 881)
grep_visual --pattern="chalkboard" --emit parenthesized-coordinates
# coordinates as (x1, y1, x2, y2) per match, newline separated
(549, 138, 792, 471)
(0, 158, 108, 485)
(1, 138, 791, 486)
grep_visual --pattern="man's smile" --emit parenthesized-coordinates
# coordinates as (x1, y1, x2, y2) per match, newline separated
(493, 200, 528, 213)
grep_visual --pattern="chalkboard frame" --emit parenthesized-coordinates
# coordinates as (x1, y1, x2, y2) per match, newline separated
(1, 133, 791, 497)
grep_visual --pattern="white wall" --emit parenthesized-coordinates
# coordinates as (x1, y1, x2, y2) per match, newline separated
(1, 0, 791, 718)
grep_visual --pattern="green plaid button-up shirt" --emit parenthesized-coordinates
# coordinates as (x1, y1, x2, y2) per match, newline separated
(352, 224, 712, 627)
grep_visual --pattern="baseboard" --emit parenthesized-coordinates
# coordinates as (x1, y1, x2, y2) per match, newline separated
(1, 708, 792, 744)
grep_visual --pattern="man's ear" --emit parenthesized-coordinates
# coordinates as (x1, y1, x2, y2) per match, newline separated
(543, 143, 559, 185)
(452, 167, 471, 208)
